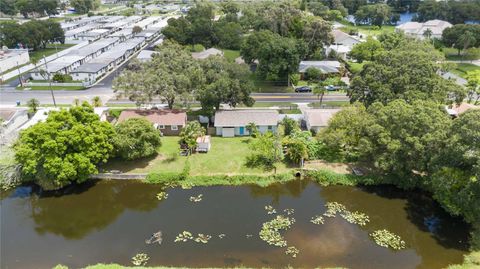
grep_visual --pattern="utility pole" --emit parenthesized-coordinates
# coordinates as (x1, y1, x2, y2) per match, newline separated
(43, 55, 57, 107)
(17, 61, 23, 87)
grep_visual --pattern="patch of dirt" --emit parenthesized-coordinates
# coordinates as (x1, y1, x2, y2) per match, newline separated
(303, 160, 353, 174)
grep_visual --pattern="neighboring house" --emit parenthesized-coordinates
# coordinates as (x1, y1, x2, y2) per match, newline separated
(395, 20, 452, 39)
(298, 61, 342, 78)
(214, 110, 279, 137)
(192, 48, 224, 60)
(117, 109, 187, 136)
(445, 103, 479, 118)
(304, 109, 341, 133)
(331, 29, 361, 47)
(325, 30, 362, 60)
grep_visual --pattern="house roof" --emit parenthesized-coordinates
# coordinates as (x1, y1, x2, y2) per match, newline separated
(214, 110, 279, 127)
(71, 62, 109, 73)
(299, 61, 341, 73)
(446, 103, 479, 116)
(332, 30, 360, 45)
(118, 109, 187, 126)
(192, 48, 224, 59)
(304, 109, 341, 127)
(396, 20, 452, 36)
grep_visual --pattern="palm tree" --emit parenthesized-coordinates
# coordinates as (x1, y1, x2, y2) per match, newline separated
(91, 96, 102, 107)
(423, 28, 433, 39)
(313, 83, 326, 107)
(27, 98, 40, 113)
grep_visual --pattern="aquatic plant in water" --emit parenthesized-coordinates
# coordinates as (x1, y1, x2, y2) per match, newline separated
(131, 253, 149, 266)
(194, 233, 212, 244)
(246, 234, 253, 238)
(323, 202, 346, 217)
(218, 234, 226, 239)
(310, 215, 325, 225)
(174, 231, 194, 242)
(181, 182, 193, 189)
(285, 246, 299, 258)
(283, 208, 295, 215)
(265, 205, 277, 215)
(156, 192, 168, 201)
(189, 194, 203, 202)
(145, 231, 162, 245)
(259, 215, 295, 247)
(370, 229, 406, 250)
(340, 210, 370, 226)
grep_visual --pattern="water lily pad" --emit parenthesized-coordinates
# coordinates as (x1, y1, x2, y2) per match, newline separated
(218, 233, 226, 239)
(259, 215, 295, 247)
(174, 231, 194, 242)
(323, 202, 346, 217)
(189, 194, 203, 203)
(131, 253, 149, 266)
(194, 233, 212, 244)
(310, 215, 325, 225)
(340, 210, 370, 226)
(264, 205, 277, 215)
(145, 231, 162, 245)
(285, 246, 299, 258)
(283, 208, 295, 215)
(370, 229, 406, 250)
(156, 192, 168, 201)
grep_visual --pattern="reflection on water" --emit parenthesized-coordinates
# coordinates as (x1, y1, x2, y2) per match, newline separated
(0, 180, 470, 269)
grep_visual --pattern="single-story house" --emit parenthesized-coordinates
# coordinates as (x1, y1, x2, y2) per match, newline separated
(331, 29, 361, 47)
(192, 48, 224, 60)
(117, 109, 187, 136)
(445, 103, 479, 118)
(304, 109, 341, 133)
(298, 61, 342, 78)
(395, 19, 452, 39)
(137, 50, 158, 62)
(214, 110, 279, 137)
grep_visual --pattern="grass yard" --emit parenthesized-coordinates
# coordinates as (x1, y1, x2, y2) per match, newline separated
(339, 24, 395, 37)
(18, 85, 85, 90)
(347, 61, 366, 74)
(451, 63, 480, 79)
(222, 49, 240, 62)
(308, 101, 351, 108)
(443, 47, 480, 61)
(29, 44, 75, 63)
(103, 136, 290, 175)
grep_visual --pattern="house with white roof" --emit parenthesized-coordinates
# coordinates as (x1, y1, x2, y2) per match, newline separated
(395, 20, 452, 39)
(214, 110, 279, 137)
(304, 109, 341, 133)
(298, 61, 342, 78)
(325, 29, 362, 60)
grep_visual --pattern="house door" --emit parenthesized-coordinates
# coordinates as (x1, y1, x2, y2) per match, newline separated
(239, 127, 245, 135)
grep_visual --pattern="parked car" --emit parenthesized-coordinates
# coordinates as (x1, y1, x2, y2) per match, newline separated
(324, 85, 342, 91)
(294, 86, 312, 92)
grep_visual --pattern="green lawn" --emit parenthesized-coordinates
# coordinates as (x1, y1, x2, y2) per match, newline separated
(451, 63, 480, 79)
(222, 49, 240, 62)
(443, 47, 480, 61)
(18, 85, 85, 91)
(308, 101, 351, 108)
(347, 61, 366, 74)
(29, 44, 75, 63)
(103, 136, 289, 175)
(339, 24, 395, 37)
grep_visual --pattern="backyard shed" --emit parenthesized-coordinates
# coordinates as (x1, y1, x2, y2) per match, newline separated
(196, 135, 211, 153)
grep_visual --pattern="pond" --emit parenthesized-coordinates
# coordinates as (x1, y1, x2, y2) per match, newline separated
(0, 180, 470, 269)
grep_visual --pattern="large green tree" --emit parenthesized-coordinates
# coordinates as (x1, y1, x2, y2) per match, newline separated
(0, 19, 64, 50)
(179, 121, 206, 152)
(348, 36, 383, 63)
(14, 103, 115, 190)
(114, 118, 162, 161)
(197, 56, 255, 110)
(349, 39, 465, 106)
(113, 41, 202, 109)
(70, 0, 100, 14)
(354, 4, 397, 27)
(245, 132, 283, 172)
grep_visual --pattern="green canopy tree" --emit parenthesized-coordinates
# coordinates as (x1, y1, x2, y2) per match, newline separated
(348, 36, 383, 63)
(466, 70, 480, 104)
(14, 103, 115, 190)
(245, 132, 283, 172)
(114, 118, 162, 160)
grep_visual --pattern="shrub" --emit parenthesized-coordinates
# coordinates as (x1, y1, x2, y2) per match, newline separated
(114, 118, 162, 160)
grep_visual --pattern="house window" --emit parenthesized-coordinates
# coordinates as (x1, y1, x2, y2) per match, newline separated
(268, 125, 273, 131)
(158, 125, 165, 129)
(171, 125, 178, 131)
